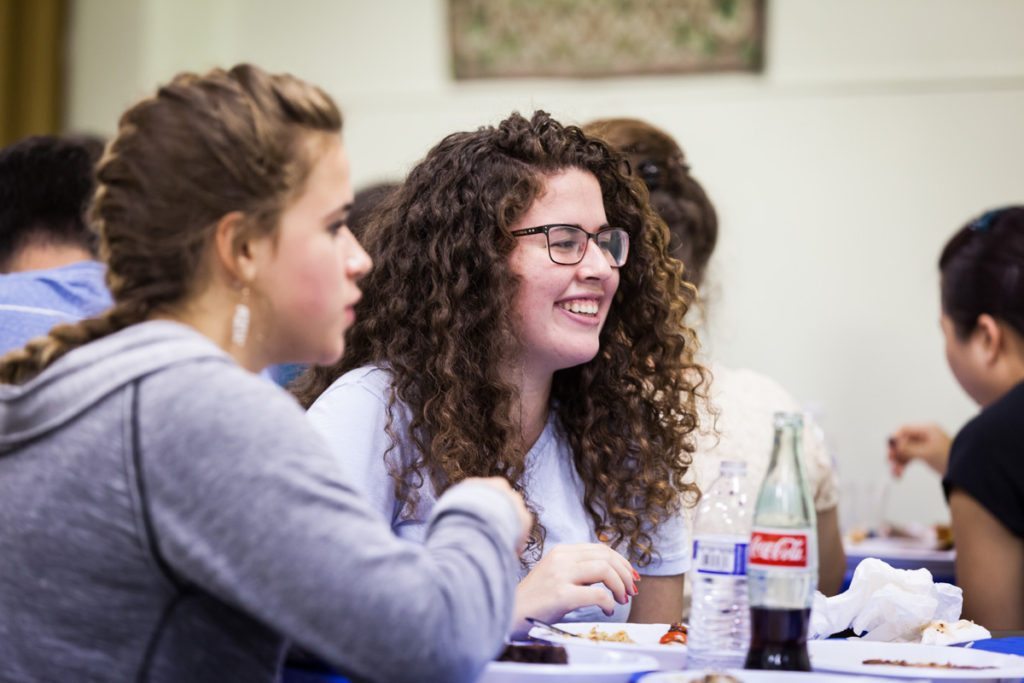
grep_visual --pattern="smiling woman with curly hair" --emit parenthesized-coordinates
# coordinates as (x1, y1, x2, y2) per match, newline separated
(294, 110, 708, 635)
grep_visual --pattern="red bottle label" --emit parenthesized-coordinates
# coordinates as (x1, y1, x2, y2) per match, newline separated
(748, 529, 809, 568)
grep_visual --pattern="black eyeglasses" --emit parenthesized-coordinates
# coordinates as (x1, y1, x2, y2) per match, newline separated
(510, 224, 630, 267)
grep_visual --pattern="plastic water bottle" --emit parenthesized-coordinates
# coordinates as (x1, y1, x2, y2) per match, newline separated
(687, 460, 753, 670)
(745, 412, 818, 671)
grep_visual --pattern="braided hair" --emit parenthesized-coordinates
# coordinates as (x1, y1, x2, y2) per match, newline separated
(0, 64, 341, 385)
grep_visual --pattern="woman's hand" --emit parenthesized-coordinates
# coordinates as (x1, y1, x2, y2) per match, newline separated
(510, 543, 639, 638)
(467, 477, 533, 551)
(887, 423, 952, 477)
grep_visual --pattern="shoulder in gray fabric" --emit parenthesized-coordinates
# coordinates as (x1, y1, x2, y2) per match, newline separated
(0, 320, 230, 452)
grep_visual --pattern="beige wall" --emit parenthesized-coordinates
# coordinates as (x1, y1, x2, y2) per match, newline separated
(67, 0, 1024, 526)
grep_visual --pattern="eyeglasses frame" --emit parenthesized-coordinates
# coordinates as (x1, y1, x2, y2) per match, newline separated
(509, 223, 629, 267)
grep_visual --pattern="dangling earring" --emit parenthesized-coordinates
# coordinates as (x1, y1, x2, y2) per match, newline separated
(231, 286, 251, 348)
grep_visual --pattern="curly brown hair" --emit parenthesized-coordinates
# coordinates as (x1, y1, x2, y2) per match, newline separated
(582, 118, 717, 288)
(0, 64, 341, 385)
(293, 111, 707, 567)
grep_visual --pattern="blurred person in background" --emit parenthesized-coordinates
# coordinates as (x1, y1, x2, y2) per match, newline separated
(295, 111, 707, 635)
(346, 181, 399, 241)
(584, 117, 846, 596)
(0, 64, 529, 683)
(0, 135, 112, 352)
(891, 206, 1024, 628)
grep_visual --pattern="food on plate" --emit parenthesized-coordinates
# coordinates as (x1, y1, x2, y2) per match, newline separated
(846, 521, 954, 550)
(687, 673, 741, 682)
(920, 619, 991, 645)
(659, 622, 688, 645)
(584, 626, 635, 643)
(846, 527, 870, 544)
(934, 523, 954, 550)
(496, 643, 568, 664)
(862, 658, 995, 670)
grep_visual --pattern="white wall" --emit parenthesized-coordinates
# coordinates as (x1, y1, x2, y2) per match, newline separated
(67, 0, 1024, 526)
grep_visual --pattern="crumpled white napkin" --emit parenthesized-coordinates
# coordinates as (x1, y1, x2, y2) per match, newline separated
(809, 557, 964, 642)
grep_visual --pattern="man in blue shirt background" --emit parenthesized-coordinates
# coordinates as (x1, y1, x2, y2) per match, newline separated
(0, 135, 113, 354)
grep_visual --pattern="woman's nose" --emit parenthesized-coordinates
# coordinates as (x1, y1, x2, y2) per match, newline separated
(576, 238, 614, 279)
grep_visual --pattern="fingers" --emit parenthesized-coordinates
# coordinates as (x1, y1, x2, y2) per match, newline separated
(887, 424, 953, 477)
(569, 559, 633, 605)
(548, 543, 637, 598)
(521, 543, 640, 620)
(568, 584, 619, 617)
(889, 456, 906, 479)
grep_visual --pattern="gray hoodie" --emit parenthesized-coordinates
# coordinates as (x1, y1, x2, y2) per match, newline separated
(0, 321, 519, 683)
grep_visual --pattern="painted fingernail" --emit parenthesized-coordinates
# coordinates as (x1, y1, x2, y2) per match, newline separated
(632, 569, 640, 581)
(632, 582, 639, 594)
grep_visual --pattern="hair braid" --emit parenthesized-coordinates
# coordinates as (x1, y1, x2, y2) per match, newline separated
(0, 64, 341, 386)
(0, 301, 150, 384)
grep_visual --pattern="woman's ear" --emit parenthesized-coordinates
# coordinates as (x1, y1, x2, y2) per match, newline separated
(974, 313, 1003, 365)
(213, 211, 257, 283)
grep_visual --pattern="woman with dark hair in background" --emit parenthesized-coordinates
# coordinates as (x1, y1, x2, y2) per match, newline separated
(583, 117, 846, 596)
(296, 110, 707, 635)
(891, 206, 1024, 628)
(0, 64, 529, 683)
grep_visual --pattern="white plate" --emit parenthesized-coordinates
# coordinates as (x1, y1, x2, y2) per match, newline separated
(527, 622, 687, 670)
(479, 646, 657, 683)
(810, 639, 1024, 680)
(638, 670, 900, 682)
(845, 537, 956, 563)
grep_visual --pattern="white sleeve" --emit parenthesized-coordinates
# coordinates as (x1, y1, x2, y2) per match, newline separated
(305, 368, 401, 526)
(643, 507, 692, 576)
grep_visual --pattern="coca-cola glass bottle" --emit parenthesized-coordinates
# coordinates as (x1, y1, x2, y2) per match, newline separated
(745, 412, 817, 671)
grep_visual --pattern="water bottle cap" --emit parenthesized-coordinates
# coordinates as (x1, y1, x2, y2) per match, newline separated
(773, 411, 804, 429)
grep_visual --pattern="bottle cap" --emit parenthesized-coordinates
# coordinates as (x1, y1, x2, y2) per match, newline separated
(773, 411, 804, 429)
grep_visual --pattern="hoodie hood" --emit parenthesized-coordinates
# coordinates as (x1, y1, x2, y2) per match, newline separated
(0, 321, 231, 453)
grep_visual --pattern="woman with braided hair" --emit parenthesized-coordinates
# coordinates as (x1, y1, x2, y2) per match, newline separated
(0, 64, 530, 683)
(295, 111, 708, 635)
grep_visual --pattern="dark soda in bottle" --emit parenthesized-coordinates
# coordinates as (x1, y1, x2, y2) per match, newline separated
(747, 606, 812, 670)
(744, 412, 817, 671)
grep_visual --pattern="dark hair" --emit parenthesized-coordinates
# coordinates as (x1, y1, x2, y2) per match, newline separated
(294, 110, 706, 566)
(939, 206, 1024, 340)
(0, 134, 105, 272)
(348, 182, 400, 241)
(0, 64, 341, 385)
(582, 118, 717, 288)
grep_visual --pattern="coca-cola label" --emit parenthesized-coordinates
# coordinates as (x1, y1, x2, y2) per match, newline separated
(692, 536, 748, 576)
(748, 528, 809, 568)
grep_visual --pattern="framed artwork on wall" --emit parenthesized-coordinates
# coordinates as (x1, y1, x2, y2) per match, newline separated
(450, 0, 765, 80)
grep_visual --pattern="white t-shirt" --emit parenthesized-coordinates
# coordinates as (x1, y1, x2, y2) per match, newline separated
(307, 365, 692, 622)
(690, 364, 840, 516)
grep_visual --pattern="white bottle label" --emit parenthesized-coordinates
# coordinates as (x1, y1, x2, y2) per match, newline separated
(693, 535, 748, 576)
